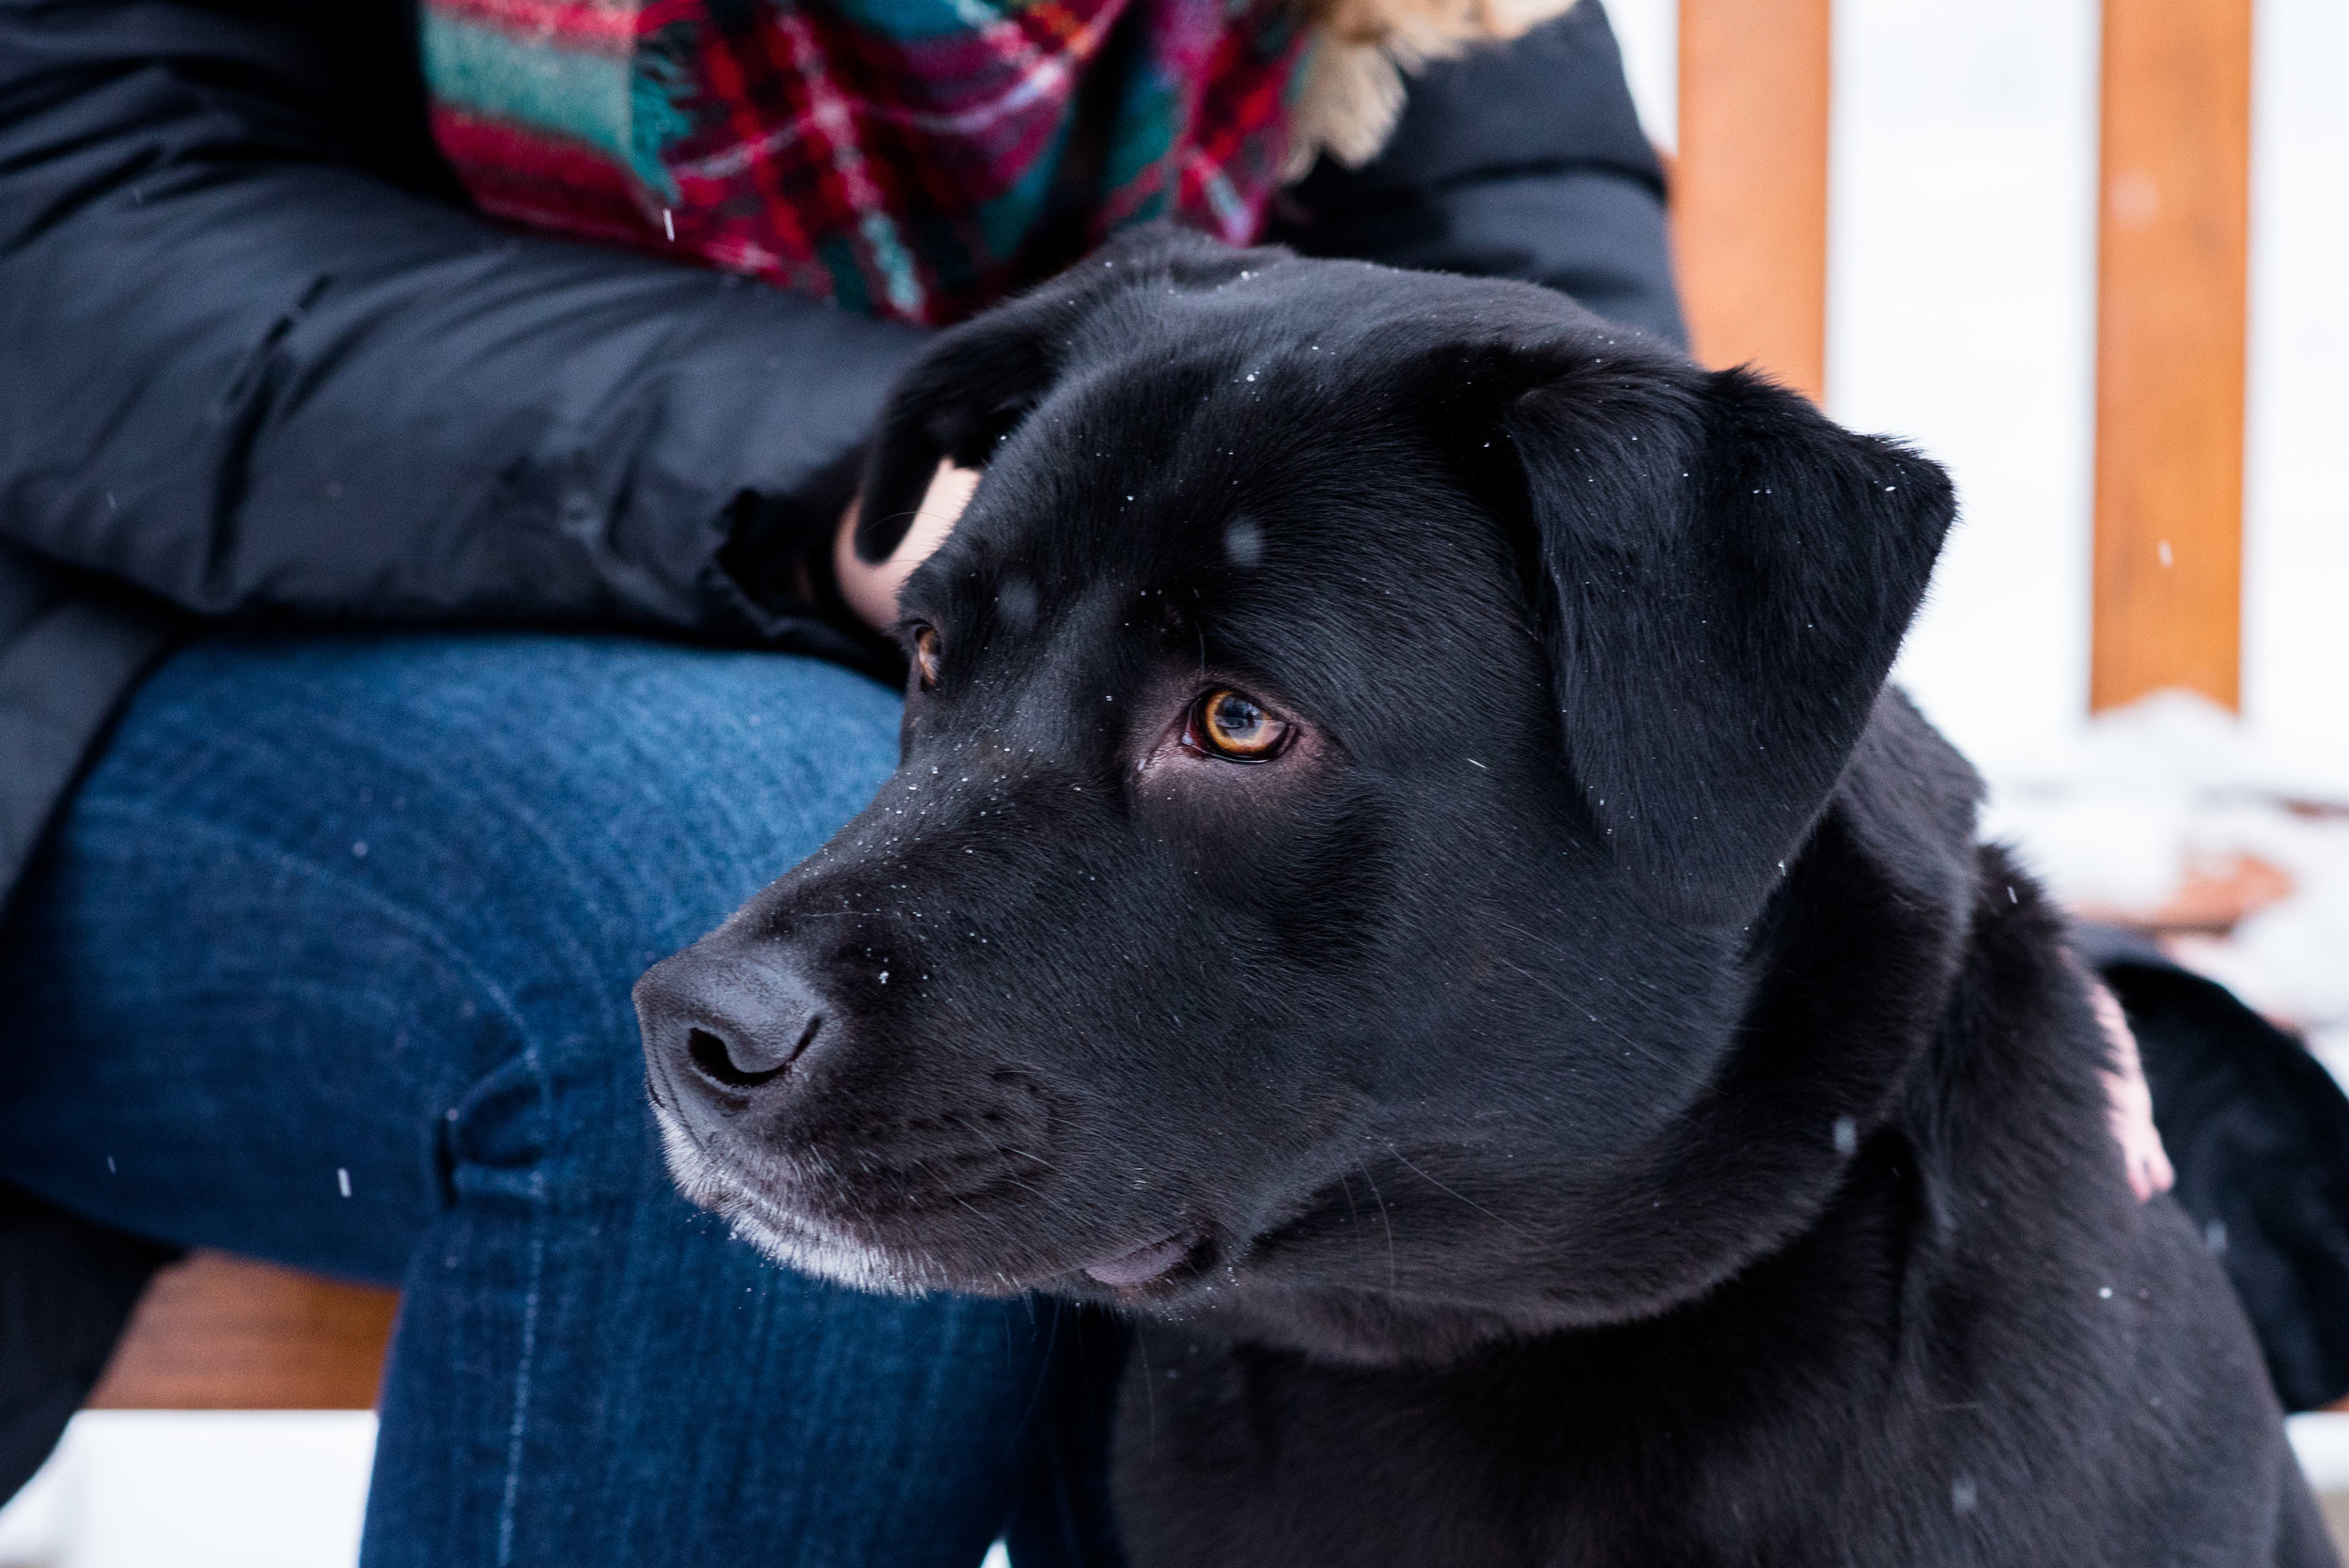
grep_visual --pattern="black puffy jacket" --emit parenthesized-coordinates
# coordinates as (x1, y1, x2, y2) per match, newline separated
(0, 0, 1680, 912)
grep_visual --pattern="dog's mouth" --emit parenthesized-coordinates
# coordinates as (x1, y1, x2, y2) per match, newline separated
(1082, 1227, 1211, 1293)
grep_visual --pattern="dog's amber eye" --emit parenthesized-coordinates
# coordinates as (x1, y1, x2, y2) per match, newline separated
(1189, 689, 1290, 761)
(912, 626, 941, 691)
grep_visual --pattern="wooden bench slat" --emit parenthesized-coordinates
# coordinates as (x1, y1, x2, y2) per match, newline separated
(87, 1251, 397, 1410)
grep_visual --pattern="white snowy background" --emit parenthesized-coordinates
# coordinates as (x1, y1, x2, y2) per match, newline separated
(5, 0, 2344, 1560)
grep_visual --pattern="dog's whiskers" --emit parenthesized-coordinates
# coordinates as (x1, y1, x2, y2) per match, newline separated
(1385, 1145, 1534, 1239)
(1357, 1157, 1397, 1291)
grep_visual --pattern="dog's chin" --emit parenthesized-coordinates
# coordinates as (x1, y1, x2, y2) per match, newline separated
(650, 1104, 959, 1295)
(652, 1102, 1261, 1305)
(654, 1100, 1146, 1297)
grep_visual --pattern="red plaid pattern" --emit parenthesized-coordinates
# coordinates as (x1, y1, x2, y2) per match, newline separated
(422, 0, 1310, 323)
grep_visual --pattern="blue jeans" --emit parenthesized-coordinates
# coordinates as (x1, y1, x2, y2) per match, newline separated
(0, 631, 1112, 1566)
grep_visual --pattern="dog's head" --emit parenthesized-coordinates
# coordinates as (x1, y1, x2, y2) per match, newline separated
(636, 228, 1960, 1360)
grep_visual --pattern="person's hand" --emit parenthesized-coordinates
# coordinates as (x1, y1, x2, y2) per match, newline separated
(835, 460, 981, 631)
(2093, 980, 2175, 1202)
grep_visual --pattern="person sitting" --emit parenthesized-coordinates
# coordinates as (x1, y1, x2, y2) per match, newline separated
(0, 2, 1681, 1560)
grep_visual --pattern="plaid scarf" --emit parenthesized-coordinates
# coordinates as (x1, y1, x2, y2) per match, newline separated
(421, 0, 1314, 324)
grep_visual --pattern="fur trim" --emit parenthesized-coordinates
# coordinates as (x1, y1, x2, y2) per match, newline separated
(1285, 0, 1584, 178)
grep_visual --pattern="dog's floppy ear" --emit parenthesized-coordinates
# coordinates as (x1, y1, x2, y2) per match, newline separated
(855, 224, 1281, 564)
(1501, 356, 1955, 924)
(853, 312, 1057, 565)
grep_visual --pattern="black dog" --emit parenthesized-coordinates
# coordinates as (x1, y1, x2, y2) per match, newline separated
(635, 228, 2329, 1566)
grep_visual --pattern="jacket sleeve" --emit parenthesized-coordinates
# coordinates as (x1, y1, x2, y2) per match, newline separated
(1272, 0, 1686, 349)
(0, 0, 924, 650)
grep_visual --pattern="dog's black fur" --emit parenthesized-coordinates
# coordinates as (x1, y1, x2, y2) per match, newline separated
(635, 227, 2329, 1566)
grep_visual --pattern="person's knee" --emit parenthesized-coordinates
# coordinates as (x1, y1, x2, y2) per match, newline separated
(0, 632, 903, 1267)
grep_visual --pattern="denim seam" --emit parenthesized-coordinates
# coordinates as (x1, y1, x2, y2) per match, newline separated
(497, 1161, 549, 1568)
(69, 800, 560, 1560)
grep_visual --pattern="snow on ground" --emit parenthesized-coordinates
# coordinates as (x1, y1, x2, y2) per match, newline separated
(0, 1412, 373, 1568)
(1980, 691, 2349, 1078)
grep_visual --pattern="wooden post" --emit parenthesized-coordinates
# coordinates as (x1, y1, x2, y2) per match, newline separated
(1674, 0, 1832, 404)
(2092, 0, 2251, 712)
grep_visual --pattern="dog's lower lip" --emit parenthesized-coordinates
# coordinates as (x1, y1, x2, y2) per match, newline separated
(1084, 1230, 1201, 1287)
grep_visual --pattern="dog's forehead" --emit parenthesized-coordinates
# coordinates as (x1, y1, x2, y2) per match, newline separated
(941, 361, 1467, 635)
(963, 305, 1475, 571)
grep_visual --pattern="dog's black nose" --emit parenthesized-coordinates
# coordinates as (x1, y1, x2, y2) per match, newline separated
(635, 946, 828, 1114)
